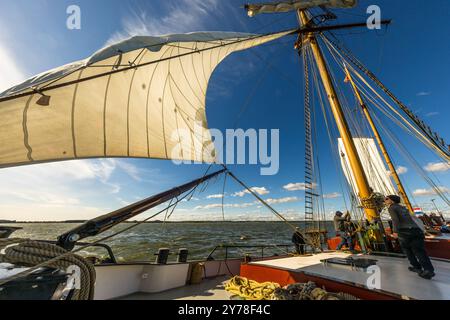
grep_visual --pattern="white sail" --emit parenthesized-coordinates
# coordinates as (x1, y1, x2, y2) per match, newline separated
(338, 138, 396, 200)
(0, 30, 292, 168)
(246, 0, 357, 17)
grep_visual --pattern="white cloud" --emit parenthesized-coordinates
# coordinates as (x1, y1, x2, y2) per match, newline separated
(396, 166, 408, 175)
(233, 187, 270, 197)
(425, 112, 439, 117)
(417, 92, 431, 96)
(265, 197, 299, 205)
(108, 0, 220, 44)
(181, 197, 200, 202)
(115, 161, 142, 181)
(283, 182, 317, 191)
(0, 159, 147, 220)
(0, 159, 117, 189)
(279, 209, 303, 220)
(230, 203, 255, 209)
(0, 203, 102, 222)
(0, 40, 26, 92)
(413, 187, 450, 197)
(0, 189, 80, 206)
(323, 193, 342, 199)
(424, 162, 450, 173)
(117, 197, 131, 206)
(195, 202, 254, 210)
(207, 194, 224, 199)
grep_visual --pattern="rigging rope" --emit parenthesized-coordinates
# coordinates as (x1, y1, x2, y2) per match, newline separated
(221, 172, 228, 221)
(322, 32, 449, 162)
(301, 43, 327, 240)
(307, 43, 362, 222)
(323, 39, 397, 197)
(352, 70, 450, 206)
(308, 44, 348, 213)
(320, 34, 450, 207)
(225, 169, 323, 252)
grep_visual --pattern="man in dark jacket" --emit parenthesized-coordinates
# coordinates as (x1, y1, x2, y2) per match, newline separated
(292, 227, 306, 255)
(334, 211, 354, 251)
(385, 195, 435, 280)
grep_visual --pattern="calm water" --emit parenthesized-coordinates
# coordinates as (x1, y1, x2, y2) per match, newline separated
(6, 222, 335, 262)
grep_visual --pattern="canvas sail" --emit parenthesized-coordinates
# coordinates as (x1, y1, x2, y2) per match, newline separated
(0, 30, 293, 168)
(338, 138, 396, 201)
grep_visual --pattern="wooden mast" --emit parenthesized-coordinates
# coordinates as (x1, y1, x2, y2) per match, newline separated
(297, 10, 379, 222)
(343, 65, 415, 214)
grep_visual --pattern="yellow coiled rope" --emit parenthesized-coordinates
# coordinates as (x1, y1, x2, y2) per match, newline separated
(225, 276, 280, 300)
(225, 276, 359, 301)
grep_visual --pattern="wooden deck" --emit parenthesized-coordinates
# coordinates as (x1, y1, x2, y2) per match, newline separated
(244, 252, 450, 300)
(118, 276, 232, 300)
(113, 252, 450, 300)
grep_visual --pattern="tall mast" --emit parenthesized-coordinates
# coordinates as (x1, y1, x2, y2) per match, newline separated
(344, 65, 415, 214)
(297, 10, 379, 222)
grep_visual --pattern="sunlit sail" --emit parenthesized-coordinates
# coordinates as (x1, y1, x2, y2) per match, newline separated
(338, 138, 397, 202)
(0, 30, 292, 168)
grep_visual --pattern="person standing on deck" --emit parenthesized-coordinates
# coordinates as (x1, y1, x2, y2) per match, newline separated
(385, 195, 435, 280)
(292, 228, 306, 255)
(334, 211, 354, 251)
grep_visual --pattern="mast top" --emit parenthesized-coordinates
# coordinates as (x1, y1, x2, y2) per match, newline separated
(245, 0, 357, 17)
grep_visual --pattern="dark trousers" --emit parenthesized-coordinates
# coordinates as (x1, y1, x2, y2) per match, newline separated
(294, 243, 305, 255)
(398, 228, 434, 272)
(337, 233, 354, 251)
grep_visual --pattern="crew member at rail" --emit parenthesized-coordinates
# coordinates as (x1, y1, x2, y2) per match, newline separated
(292, 227, 306, 255)
(385, 195, 435, 280)
(334, 211, 354, 251)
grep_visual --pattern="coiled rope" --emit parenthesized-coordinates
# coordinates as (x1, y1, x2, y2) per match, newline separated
(225, 276, 359, 301)
(0, 239, 96, 300)
(225, 276, 280, 300)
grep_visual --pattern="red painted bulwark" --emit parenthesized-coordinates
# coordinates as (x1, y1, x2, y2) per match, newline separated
(425, 238, 450, 260)
(240, 263, 399, 300)
(240, 264, 298, 288)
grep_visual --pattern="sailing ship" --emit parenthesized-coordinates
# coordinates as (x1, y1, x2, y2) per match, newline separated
(0, 0, 449, 300)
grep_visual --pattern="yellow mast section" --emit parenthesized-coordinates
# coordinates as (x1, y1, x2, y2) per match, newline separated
(344, 66, 415, 214)
(298, 10, 379, 222)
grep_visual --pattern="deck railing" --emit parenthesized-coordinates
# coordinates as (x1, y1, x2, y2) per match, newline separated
(205, 244, 296, 261)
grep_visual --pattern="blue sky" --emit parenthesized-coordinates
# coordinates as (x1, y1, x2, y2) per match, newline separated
(0, 0, 448, 221)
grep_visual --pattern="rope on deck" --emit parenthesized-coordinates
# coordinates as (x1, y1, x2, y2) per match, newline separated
(0, 239, 96, 300)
